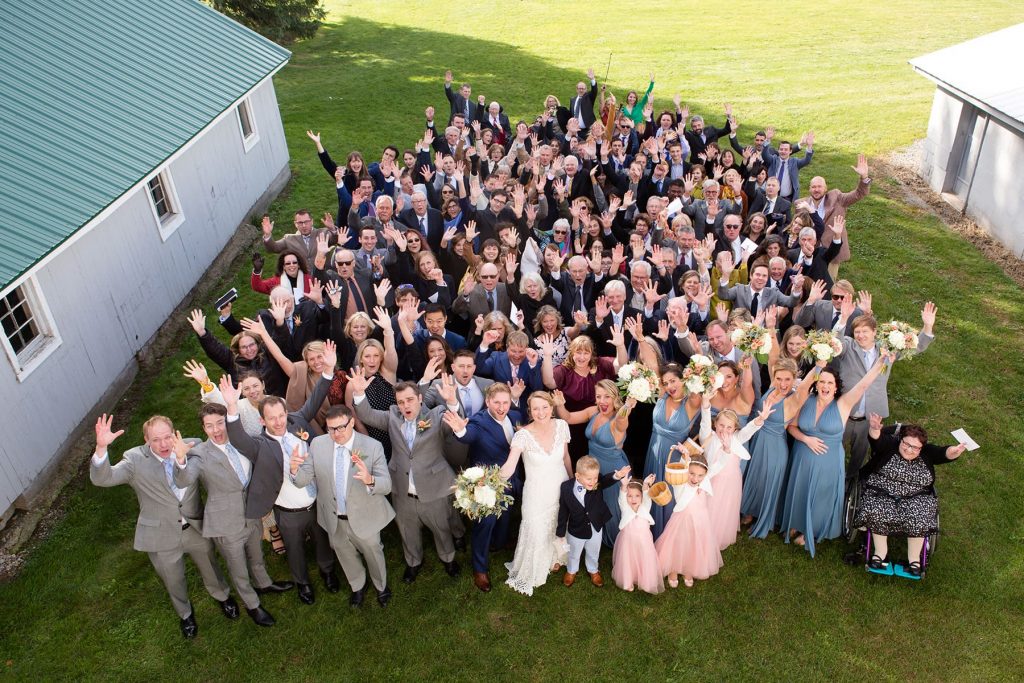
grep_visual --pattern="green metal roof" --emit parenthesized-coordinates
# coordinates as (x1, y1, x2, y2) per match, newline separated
(0, 0, 291, 291)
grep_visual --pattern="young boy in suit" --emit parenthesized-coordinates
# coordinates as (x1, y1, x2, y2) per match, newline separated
(556, 456, 630, 587)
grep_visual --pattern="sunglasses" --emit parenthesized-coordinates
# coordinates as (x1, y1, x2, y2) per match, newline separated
(336, 260, 354, 266)
(479, 274, 498, 280)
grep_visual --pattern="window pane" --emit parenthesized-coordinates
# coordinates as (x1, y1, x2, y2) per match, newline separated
(149, 176, 170, 218)
(238, 102, 253, 138)
(2, 287, 38, 354)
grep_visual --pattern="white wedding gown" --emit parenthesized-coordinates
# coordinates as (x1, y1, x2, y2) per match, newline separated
(505, 420, 571, 596)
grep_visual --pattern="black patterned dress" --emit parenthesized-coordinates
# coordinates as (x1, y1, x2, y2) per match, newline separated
(363, 373, 396, 460)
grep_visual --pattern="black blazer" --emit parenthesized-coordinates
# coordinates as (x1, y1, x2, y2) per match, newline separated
(787, 240, 841, 288)
(568, 81, 598, 129)
(748, 191, 792, 229)
(398, 207, 445, 252)
(556, 473, 618, 539)
(683, 119, 732, 164)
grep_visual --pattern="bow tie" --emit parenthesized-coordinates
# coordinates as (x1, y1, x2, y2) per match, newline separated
(575, 484, 585, 494)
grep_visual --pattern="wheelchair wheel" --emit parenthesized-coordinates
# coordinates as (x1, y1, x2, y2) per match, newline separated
(843, 480, 861, 544)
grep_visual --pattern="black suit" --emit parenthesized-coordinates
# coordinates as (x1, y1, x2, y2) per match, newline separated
(556, 474, 617, 539)
(545, 271, 604, 323)
(683, 119, 732, 164)
(568, 81, 598, 130)
(787, 240, 842, 289)
(257, 300, 323, 362)
(398, 207, 445, 252)
(749, 191, 792, 229)
(444, 83, 473, 123)
(588, 305, 643, 357)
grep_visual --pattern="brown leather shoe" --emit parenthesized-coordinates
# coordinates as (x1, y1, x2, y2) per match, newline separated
(589, 571, 604, 587)
(563, 572, 576, 587)
(473, 571, 491, 593)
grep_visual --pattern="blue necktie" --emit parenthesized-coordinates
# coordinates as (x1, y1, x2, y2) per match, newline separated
(461, 386, 475, 417)
(404, 420, 416, 450)
(224, 443, 249, 487)
(856, 349, 871, 417)
(162, 457, 178, 494)
(334, 445, 348, 515)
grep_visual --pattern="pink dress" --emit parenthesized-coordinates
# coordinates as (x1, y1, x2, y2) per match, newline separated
(702, 407, 761, 551)
(611, 491, 664, 594)
(655, 483, 722, 580)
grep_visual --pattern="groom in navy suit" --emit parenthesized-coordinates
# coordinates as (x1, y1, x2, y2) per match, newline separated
(474, 331, 544, 406)
(444, 383, 522, 593)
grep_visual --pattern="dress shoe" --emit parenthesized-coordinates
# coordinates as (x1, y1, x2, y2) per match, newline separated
(247, 605, 275, 627)
(255, 580, 294, 595)
(180, 612, 198, 639)
(349, 586, 366, 608)
(402, 564, 422, 584)
(320, 569, 341, 593)
(442, 560, 461, 578)
(376, 585, 392, 608)
(296, 583, 315, 605)
(219, 596, 240, 619)
(453, 536, 467, 552)
(473, 571, 491, 593)
(589, 571, 604, 588)
(563, 572, 576, 587)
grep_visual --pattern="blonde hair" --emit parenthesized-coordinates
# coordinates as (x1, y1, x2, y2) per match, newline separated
(594, 379, 623, 411)
(772, 357, 799, 378)
(576, 455, 600, 474)
(301, 340, 326, 365)
(142, 415, 174, 440)
(714, 409, 741, 430)
(527, 391, 556, 419)
(355, 338, 385, 367)
(563, 335, 597, 371)
(344, 311, 375, 339)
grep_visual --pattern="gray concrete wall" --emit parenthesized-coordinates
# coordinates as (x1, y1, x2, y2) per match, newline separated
(0, 78, 290, 516)
(964, 119, 1024, 257)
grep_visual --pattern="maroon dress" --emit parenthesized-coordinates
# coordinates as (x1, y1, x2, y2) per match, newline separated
(554, 357, 616, 464)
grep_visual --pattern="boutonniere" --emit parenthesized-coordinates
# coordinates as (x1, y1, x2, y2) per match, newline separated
(416, 419, 432, 433)
(293, 315, 302, 327)
(294, 428, 309, 441)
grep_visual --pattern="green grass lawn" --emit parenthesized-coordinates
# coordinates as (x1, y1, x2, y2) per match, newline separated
(3, 2, 1024, 680)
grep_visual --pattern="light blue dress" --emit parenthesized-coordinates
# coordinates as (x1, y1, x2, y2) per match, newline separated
(780, 398, 845, 557)
(740, 388, 791, 539)
(644, 395, 699, 539)
(586, 414, 629, 548)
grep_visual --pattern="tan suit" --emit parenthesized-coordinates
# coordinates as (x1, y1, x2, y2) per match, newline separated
(799, 177, 870, 270)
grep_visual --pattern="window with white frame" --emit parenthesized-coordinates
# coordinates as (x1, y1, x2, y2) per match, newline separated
(147, 168, 184, 240)
(1, 277, 61, 381)
(236, 97, 259, 152)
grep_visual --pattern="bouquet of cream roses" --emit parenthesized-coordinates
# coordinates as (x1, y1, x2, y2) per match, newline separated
(801, 329, 844, 364)
(616, 362, 659, 404)
(682, 355, 725, 396)
(730, 322, 773, 363)
(452, 465, 514, 520)
(877, 320, 920, 361)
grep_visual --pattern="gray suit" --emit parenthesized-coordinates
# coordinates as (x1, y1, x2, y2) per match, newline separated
(793, 300, 861, 335)
(838, 334, 934, 475)
(264, 229, 335, 263)
(91, 445, 229, 618)
(293, 433, 394, 592)
(452, 284, 513, 322)
(175, 440, 273, 610)
(717, 283, 800, 313)
(680, 198, 741, 239)
(423, 376, 493, 468)
(354, 399, 458, 567)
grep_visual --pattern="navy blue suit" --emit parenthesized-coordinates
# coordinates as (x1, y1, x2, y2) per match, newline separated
(454, 409, 523, 573)
(474, 349, 543, 404)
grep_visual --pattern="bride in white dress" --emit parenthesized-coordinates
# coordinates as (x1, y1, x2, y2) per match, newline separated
(500, 392, 573, 596)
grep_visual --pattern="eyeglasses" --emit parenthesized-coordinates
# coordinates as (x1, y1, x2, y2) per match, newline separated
(831, 294, 846, 301)
(553, 229, 567, 235)
(408, 237, 421, 243)
(326, 420, 352, 433)
(900, 440, 923, 452)
(336, 260, 354, 266)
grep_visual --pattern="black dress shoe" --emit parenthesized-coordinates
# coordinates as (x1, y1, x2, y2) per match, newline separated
(247, 605, 276, 627)
(402, 564, 422, 584)
(180, 612, 198, 639)
(255, 580, 294, 595)
(442, 560, 461, 577)
(296, 583, 315, 605)
(453, 536, 467, 552)
(349, 586, 366, 607)
(320, 569, 341, 593)
(377, 585, 392, 608)
(219, 596, 240, 619)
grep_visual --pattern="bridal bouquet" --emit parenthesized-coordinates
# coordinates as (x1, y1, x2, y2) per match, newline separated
(682, 355, 724, 396)
(801, 330, 844, 364)
(616, 362, 659, 404)
(452, 465, 514, 520)
(877, 320, 920, 360)
(730, 322, 773, 363)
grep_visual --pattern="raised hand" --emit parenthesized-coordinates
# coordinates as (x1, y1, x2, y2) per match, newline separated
(261, 215, 274, 238)
(693, 283, 713, 309)
(830, 214, 845, 240)
(464, 220, 478, 244)
(653, 319, 670, 341)
(572, 309, 589, 328)
(754, 403, 776, 425)
(371, 306, 392, 333)
(536, 334, 557, 359)
(187, 309, 206, 335)
(373, 278, 392, 304)
(856, 289, 872, 315)
(219, 374, 241, 409)
(868, 412, 883, 433)
(94, 413, 124, 452)
(852, 153, 869, 179)
(551, 389, 567, 406)
(437, 372, 458, 405)
(326, 281, 342, 308)
(613, 464, 632, 480)
(610, 323, 626, 348)
(351, 455, 373, 485)
(643, 280, 664, 307)
(306, 278, 324, 306)
(807, 279, 827, 304)
(715, 301, 729, 322)
(182, 359, 210, 386)
(474, 313, 486, 335)
(421, 356, 443, 385)
(347, 366, 370, 397)
(442, 410, 468, 434)
(172, 430, 190, 466)
(288, 444, 306, 476)
(921, 301, 937, 332)
(510, 378, 526, 402)
(481, 328, 503, 348)
(270, 298, 288, 325)
(425, 105, 435, 121)
(594, 295, 609, 321)
(623, 314, 642, 341)
(321, 339, 338, 371)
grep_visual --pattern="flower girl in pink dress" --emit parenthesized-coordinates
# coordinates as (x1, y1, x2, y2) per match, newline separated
(611, 474, 664, 594)
(655, 453, 721, 588)
(701, 394, 773, 551)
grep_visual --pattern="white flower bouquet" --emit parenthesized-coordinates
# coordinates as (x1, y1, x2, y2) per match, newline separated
(616, 362, 659, 404)
(730, 322, 773, 364)
(682, 355, 724, 396)
(877, 320, 920, 361)
(801, 329, 844, 364)
(452, 465, 514, 520)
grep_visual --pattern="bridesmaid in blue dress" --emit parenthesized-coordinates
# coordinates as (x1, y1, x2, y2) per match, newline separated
(644, 364, 703, 539)
(741, 359, 822, 538)
(553, 380, 636, 547)
(709, 359, 755, 476)
(780, 355, 890, 556)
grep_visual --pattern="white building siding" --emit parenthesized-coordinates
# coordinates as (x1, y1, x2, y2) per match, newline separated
(964, 120, 1024, 256)
(0, 78, 289, 514)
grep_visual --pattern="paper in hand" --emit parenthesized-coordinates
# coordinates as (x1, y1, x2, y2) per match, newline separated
(666, 198, 684, 217)
(950, 428, 979, 451)
(741, 238, 759, 253)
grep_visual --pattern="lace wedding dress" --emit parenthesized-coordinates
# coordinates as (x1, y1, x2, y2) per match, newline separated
(505, 420, 571, 596)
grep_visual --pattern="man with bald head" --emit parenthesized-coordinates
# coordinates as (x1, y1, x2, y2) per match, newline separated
(545, 254, 606, 323)
(453, 262, 513, 322)
(568, 67, 598, 134)
(398, 190, 444, 251)
(680, 179, 741, 239)
(476, 98, 511, 144)
(798, 153, 871, 280)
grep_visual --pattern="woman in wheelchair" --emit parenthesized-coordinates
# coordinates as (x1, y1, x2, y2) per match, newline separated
(853, 415, 968, 577)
